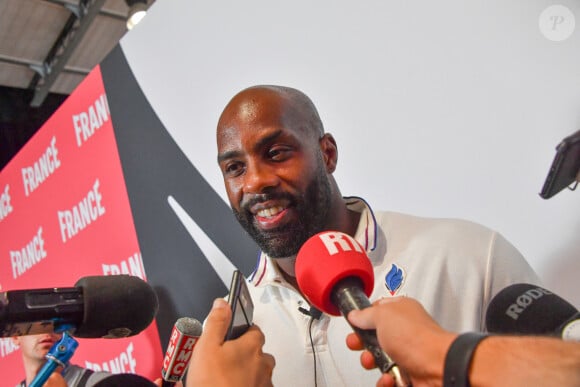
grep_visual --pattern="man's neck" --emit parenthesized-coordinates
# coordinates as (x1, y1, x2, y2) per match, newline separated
(276, 256, 301, 286)
(275, 256, 296, 277)
(274, 257, 304, 297)
(23, 358, 45, 386)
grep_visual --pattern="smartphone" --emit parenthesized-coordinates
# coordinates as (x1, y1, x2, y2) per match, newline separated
(225, 270, 254, 340)
(539, 129, 580, 199)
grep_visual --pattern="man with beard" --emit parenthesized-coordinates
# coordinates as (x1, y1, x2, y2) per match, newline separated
(12, 333, 110, 386)
(216, 85, 541, 386)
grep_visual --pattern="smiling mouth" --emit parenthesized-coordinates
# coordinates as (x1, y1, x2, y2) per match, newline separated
(256, 206, 285, 218)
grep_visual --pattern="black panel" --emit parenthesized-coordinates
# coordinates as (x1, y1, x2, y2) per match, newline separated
(100, 45, 259, 348)
(0, 86, 68, 170)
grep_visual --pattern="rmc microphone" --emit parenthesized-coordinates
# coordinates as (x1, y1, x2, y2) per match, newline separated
(485, 283, 580, 341)
(295, 231, 410, 387)
(0, 275, 159, 338)
(161, 317, 203, 387)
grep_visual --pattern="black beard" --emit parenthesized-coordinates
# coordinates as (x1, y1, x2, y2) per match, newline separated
(233, 166, 332, 258)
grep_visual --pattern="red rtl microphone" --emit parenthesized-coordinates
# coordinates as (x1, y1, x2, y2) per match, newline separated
(161, 317, 203, 387)
(296, 231, 410, 387)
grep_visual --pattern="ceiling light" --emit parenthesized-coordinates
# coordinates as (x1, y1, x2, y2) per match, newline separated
(126, 0, 148, 30)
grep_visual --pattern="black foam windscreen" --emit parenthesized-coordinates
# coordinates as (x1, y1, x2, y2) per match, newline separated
(73, 275, 159, 338)
(93, 373, 157, 386)
(485, 283, 578, 336)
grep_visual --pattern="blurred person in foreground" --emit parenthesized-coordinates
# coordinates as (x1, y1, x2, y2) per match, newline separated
(12, 333, 109, 387)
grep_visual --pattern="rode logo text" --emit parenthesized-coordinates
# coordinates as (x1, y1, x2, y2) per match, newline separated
(506, 287, 553, 320)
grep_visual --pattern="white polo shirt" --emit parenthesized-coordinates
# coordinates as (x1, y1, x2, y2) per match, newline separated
(248, 197, 540, 386)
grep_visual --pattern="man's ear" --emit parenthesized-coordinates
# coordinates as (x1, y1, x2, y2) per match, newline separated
(319, 133, 338, 173)
(11, 336, 20, 346)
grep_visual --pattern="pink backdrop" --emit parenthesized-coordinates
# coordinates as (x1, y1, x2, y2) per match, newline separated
(0, 66, 163, 385)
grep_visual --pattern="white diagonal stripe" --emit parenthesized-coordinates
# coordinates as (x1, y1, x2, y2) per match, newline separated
(167, 195, 236, 287)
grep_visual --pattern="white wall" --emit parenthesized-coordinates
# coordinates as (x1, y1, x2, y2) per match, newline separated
(119, 0, 580, 307)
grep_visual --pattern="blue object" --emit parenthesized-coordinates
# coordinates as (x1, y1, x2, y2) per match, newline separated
(29, 330, 79, 387)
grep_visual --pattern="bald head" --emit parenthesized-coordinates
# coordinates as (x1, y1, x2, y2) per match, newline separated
(217, 85, 324, 141)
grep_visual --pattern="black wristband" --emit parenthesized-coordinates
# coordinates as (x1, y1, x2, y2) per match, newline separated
(443, 332, 489, 387)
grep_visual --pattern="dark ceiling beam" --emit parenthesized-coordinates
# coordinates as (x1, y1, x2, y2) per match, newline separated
(0, 54, 40, 67)
(29, 0, 107, 107)
(0, 53, 91, 76)
(42, 0, 128, 20)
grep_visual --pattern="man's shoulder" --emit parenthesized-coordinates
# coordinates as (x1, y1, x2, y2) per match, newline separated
(85, 370, 112, 386)
(64, 365, 110, 387)
(63, 365, 92, 386)
(376, 210, 494, 235)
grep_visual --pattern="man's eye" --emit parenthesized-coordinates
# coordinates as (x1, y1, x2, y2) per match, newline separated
(268, 147, 291, 161)
(224, 162, 244, 176)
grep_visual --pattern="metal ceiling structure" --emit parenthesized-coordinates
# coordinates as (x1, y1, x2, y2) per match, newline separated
(0, 0, 155, 107)
(0, 0, 156, 169)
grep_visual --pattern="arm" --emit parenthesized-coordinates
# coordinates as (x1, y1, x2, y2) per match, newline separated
(470, 335, 580, 386)
(185, 298, 275, 387)
(346, 297, 580, 387)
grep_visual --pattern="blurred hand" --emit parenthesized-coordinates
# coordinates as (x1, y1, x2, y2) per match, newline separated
(42, 370, 67, 387)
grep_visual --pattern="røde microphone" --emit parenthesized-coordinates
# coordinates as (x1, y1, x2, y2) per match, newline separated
(485, 283, 580, 341)
(0, 275, 159, 338)
(295, 231, 410, 387)
(161, 317, 203, 387)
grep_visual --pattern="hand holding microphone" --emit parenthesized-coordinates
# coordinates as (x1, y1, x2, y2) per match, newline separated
(346, 297, 456, 387)
(295, 231, 410, 387)
(320, 277, 580, 387)
(345, 294, 580, 387)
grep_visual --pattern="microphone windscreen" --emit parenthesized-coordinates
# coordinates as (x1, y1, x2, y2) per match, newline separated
(485, 283, 578, 336)
(73, 275, 159, 338)
(93, 373, 157, 386)
(175, 316, 203, 336)
(295, 231, 374, 316)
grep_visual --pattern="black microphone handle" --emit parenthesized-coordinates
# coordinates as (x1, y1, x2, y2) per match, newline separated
(331, 277, 410, 387)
